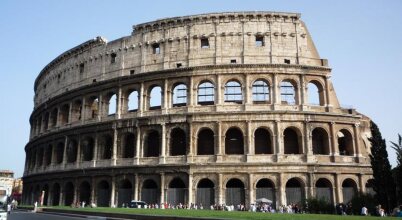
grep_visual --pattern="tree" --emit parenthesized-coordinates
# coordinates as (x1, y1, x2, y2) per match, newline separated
(390, 134, 402, 203)
(369, 121, 396, 211)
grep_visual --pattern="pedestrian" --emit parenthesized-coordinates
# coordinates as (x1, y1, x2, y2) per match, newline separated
(7, 203, 11, 215)
(361, 205, 368, 216)
(34, 201, 38, 213)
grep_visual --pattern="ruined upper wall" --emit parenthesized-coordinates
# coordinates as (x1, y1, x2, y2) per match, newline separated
(34, 11, 326, 108)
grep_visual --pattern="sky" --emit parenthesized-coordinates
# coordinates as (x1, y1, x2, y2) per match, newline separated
(1, 0, 401, 178)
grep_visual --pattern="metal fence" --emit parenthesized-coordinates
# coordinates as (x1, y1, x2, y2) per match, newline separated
(141, 189, 158, 204)
(196, 188, 214, 208)
(342, 187, 355, 203)
(226, 188, 245, 207)
(256, 187, 276, 207)
(285, 187, 303, 205)
(166, 188, 186, 206)
(97, 189, 110, 207)
(316, 187, 333, 203)
(118, 188, 132, 207)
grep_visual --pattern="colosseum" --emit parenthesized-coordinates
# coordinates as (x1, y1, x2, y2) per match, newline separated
(23, 11, 374, 209)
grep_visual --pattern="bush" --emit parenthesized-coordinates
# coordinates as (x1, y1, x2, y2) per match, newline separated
(350, 193, 377, 215)
(303, 197, 334, 214)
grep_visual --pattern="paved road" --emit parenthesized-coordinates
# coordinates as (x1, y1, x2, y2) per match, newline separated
(7, 211, 108, 220)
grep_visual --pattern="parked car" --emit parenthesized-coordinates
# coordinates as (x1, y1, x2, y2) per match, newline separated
(129, 200, 147, 208)
(0, 202, 7, 220)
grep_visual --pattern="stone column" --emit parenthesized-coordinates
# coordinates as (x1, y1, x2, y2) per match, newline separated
(187, 122, 194, 163)
(334, 173, 342, 204)
(76, 137, 81, 168)
(91, 178, 96, 205)
(81, 97, 86, 124)
(218, 173, 223, 205)
(135, 125, 141, 165)
(188, 77, 194, 107)
(244, 74, 251, 105)
(275, 120, 282, 160)
(307, 173, 314, 199)
(139, 82, 144, 116)
(188, 173, 193, 206)
(358, 174, 365, 193)
(216, 75, 222, 105)
(97, 93, 103, 121)
(330, 122, 339, 158)
(273, 73, 280, 109)
(68, 102, 73, 124)
(299, 74, 306, 107)
(62, 136, 68, 167)
(92, 133, 98, 167)
(116, 87, 122, 119)
(324, 76, 333, 111)
(353, 123, 361, 159)
(74, 179, 79, 204)
(246, 121, 253, 159)
(110, 176, 116, 207)
(278, 173, 285, 206)
(248, 173, 254, 208)
(111, 127, 118, 166)
(162, 79, 168, 114)
(59, 184, 64, 205)
(215, 122, 222, 161)
(160, 173, 165, 204)
(134, 174, 139, 201)
(160, 123, 166, 164)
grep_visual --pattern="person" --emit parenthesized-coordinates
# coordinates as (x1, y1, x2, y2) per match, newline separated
(361, 205, 368, 216)
(7, 203, 11, 215)
(34, 201, 38, 213)
(397, 205, 402, 217)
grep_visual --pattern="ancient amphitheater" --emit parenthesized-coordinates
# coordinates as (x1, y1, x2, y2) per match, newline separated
(23, 11, 374, 209)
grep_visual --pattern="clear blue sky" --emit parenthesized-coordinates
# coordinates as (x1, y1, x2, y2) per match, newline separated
(1, 0, 401, 178)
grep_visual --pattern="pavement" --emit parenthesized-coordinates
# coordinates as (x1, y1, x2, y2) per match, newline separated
(7, 210, 110, 220)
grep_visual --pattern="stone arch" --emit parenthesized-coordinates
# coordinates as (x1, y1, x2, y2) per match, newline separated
(79, 181, 91, 205)
(97, 180, 111, 207)
(280, 79, 298, 105)
(254, 127, 273, 154)
(86, 95, 99, 120)
(149, 85, 162, 110)
(170, 127, 187, 156)
(66, 139, 78, 163)
(144, 130, 160, 157)
(98, 134, 113, 160)
(42, 184, 49, 206)
(197, 81, 215, 105)
(252, 79, 270, 102)
(312, 127, 330, 155)
(285, 177, 305, 205)
(225, 178, 245, 208)
(71, 99, 83, 122)
(52, 183, 61, 206)
(172, 83, 187, 107)
(224, 80, 243, 103)
(315, 178, 333, 204)
(120, 132, 136, 158)
(167, 177, 186, 206)
(55, 142, 64, 164)
(197, 128, 215, 155)
(44, 144, 53, 166)
(117, 179, 133, 207)
(196, 178, 215, 209)
(59, 104, 70, 125)
(127, 90, 139, 112)
(141, 179, 159, 204)
(307, 80, 325, 106)
(255, 178, 276, 207)
(50, 108, 58, 128)
(338, 129, 354, 156)
(225, 127, 244, 155)
(284, 127, 302, 154)
(81, 136, 94, 161)
(105, 92, 117, 115)
(64, 182, 74, 206)
(342, 178, 357, 203)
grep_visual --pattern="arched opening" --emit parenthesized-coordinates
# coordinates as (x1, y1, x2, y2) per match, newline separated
(196, 179, 215, 209)
(44, 145, 53, 166)
(172, 84, 187, 107)
(42, 185, 49, 206)
(170, 128, 187, 156)
(64, 182, 74, 206)
(118, 179, 133, 207)
(50, 108, 58, 128)
(149, 86, 162, 110)
(225, 179, 245, 208)
(197, 128, 214, 155)
(86, 96, 99, 120)
(97, 180, 110, 207)
(99, 135, 113, 160)
(256, 179, 276, 207)
(79, 181, 91, 205)
(34, 185, 40, 204)
(366, 179, 375, 195)
(252, 80, 270, 102)
(342, 179, 357, 203)
(284, 128, 301, 154)
(67, 139, 78, 163)
(81, 137, 94, 161)
(198, 81, 215, 105)
(308, 81, 325, 106)
(71, 99, 82, 122)
(127, 90, 138, 112)
(121, 132, 136, 158)
(107, 93, 117, 116)
(141, 179, 158, 204)
(286, 178, 304, 205)
(225, 128, 244, 155)
(224, 81, 243, 104)
(280, 80, 296, 105)
(315, 178, 333, 204)
(312, 128, 330, 155)
(55, 142, 64, 164)
(144, 130, 160, 157)
(167, 178, 186, 206)
(37, 148, 44, 167)
(254, 128, 272, 154)
(52, 183, 60, 206)
(338, 129, 354, 156)
(60, 104, 70, 125)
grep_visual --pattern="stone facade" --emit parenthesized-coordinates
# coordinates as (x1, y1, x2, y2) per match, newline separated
(23, 12, 373, 209)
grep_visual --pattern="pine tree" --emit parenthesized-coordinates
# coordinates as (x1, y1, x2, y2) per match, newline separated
(390, 134, 402, 203)
(369, 121, 396, 211)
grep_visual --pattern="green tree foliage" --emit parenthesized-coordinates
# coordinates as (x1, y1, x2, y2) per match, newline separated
(390, 134, 402, 203)
(303, 197, 334, 214)
(369, 121, 396, 211)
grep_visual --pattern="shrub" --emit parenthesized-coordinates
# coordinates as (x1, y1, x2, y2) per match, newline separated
(350, 193, 377, 215)
(303, 197, 334, 214)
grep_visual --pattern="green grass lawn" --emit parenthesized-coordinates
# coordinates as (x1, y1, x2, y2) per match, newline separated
(44, 206, 395, 220)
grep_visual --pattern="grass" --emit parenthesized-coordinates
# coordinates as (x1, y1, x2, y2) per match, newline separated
(43, 206, 395, 220)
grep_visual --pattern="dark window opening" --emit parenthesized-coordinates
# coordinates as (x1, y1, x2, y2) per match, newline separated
(201, 38, 209, 48)
(170, 128, 187, 156)
(256, 36, 264, 47)
(111, 53, 117, 63)
(225, 128, 244, 155)
(284, 128, 301, 154)
(122, 133, 136, 158)
(176, 63, 182, 68)
(82, 137, 94, 161)
(99, 135, 113, 160)
(152, 43, 160, 54)
(67, 140, 78, 163)
(284, 59, 291, 64)
(230, 59, 237, 64)
(197, 129, 215, 155)
(93, 79, 97, 83)
(145, 130, 160, 157)
(255, 128, 272, 154)
(130, 70, 135, 75)
(338, 129, 354, 156)
(312, 128, 330, 155)
(79, 63, 85, 73)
